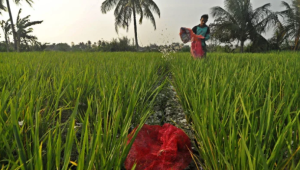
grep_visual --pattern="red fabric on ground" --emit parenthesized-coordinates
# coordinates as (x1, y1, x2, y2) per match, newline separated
(124, 124, 192, 170)
(179, 27, 205, 58)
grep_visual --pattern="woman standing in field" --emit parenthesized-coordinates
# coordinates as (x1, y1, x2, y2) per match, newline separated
(192, 14, 210, 57)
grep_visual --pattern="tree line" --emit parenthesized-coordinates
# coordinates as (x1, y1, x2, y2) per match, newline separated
(0, 8, 43, 52)
(209, 0, 300, 52)
(0, 0, 45, 52)
(41, 37, 188, 53)
(101, 0, 300, 52)
(0, 0, 299, 53)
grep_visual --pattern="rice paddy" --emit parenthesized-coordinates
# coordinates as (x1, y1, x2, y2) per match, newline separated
(0, 52, 300, 170)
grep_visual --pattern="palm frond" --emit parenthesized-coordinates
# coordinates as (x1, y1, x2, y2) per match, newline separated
(252, 3, 271, 21)
(143, 0, 160, 17)
(211, 6, 230, 18)
(16, 8, 22, 24)
(114, 4, 132, 33)
(25, 0, 33, 6)
(253, 12, 277, 34)
(142, 5, 156, 29)
(23, 20, 43, 28)
(101, 0, 119, 14)
(135, 2, 143, 24)
(281, 24, 298, 42)
(23, 34, 37, 40)
(279, 1, 294, 19)
(0, 0, 6, 12)
(279, 9, 292, 17)
(1, 19, 11, 33)
(13, 0, 33, 6)
(272, 21, 287, 44)
(211, 6, 238, 26)
(281, 1, 292, 10)
(114, 0, 127, 17)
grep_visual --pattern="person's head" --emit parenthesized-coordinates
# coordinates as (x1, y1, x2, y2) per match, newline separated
(200, 14, 208, 26)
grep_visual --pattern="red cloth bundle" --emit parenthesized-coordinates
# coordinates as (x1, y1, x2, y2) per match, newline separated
(179, 27, 205, 58)
(125, 124, 192, 170)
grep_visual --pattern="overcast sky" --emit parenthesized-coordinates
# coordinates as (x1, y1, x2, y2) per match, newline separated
(2, 0, 290, 46)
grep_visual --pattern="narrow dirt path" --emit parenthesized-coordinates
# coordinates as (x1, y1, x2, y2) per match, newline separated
(145, 71, 202, 170)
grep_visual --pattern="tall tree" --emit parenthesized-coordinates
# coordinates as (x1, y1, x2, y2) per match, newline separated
(280, 0, 300, 50)
(269, 20, 287, 50)
(1, 19, 11, 52)
(0, 0, 7, 52)
(101, 0, 160, 50)
(210, 0, 277, 52)
(6, 0, 33, 52)
(15, 8, 43, 51)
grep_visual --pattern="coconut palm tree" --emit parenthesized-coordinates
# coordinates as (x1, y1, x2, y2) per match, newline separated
(15, 8, 42, 51)
(0, 0, 7, 52)
(101, 0, 160, 50)
(268, 20, 288, 50)
(6, 0, 33, 52)
(210, 0, 277, 52)
(1, 19, 12, 52)
(279, 0, 300, 51)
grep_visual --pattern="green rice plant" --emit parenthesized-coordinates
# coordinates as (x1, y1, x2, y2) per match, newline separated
(0, 52, 166, 169)
(171, 52, 300, 170)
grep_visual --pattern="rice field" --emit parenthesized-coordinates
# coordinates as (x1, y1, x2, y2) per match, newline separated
(171, 52, 300, 170)
(0, 52, 300, 170)
(0, 52, 165, 170)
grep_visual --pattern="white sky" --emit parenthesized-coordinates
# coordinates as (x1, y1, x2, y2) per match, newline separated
(1, 0, 289, 46)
